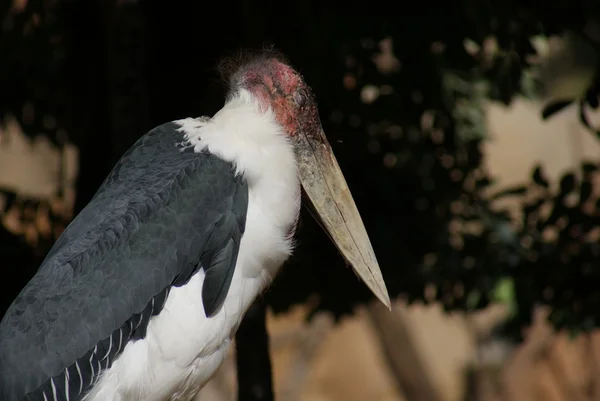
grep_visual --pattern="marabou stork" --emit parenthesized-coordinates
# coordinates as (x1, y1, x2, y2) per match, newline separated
(0, 50, 390, 401)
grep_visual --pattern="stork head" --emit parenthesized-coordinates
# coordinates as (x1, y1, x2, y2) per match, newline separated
(220, 50, 391, 309)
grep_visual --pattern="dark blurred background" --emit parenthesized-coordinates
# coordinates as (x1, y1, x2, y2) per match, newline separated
(3, 1, 600, 400)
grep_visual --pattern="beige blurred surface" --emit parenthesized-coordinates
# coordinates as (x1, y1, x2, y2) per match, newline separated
(293, 311, 401, 401)
(0, 115, 78, 200)
(484, 98, 600, 186)
(0, 115, 78, 246)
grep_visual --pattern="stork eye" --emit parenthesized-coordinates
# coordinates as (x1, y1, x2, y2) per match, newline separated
(294, 89, 307, 108)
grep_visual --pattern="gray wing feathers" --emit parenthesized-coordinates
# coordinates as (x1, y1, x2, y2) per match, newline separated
(201, 220, 243, 317)
(198, 190, 247, 317)
(0, 121, 248, 401)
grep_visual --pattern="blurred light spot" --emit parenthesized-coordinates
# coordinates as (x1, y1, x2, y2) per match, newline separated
(450, 168, 463, 182)
(463, 38, 480, 56)
(380, 85, 393, 95)
(343, 74, 356, 90)
(383, 153, 397, 168)
(564, 192, 578, 207)
(424, 253, 437, 267)
(386, 125, 403, 139)
(482, 36, 498, 58)
(520, 235, 533, 249)
(35, 204, 51, 237)
(373, 37, 401, 75)
(25, 223, 38, 246)
(450, 234, 464, 250)
(424, 284, 437, 302)
(431, 129, 444, 144)
(462, 175, 476, 191)
(367, 139, 380, 154)
(348, 114, 361, 127)
(530, 35, 550, 58)
(361, 85, 380, 104)
(441, 154, 454, 169)
(12, 0, 27, 13)
(420, 111, 434, 130)
(431, 41, 446, 54)
(453, 283, 464, 299)
(556, 216, 568, 230)
(587, 227, 600, 243)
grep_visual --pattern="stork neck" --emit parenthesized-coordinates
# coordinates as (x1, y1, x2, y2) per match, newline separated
(177, 90, 301, 240)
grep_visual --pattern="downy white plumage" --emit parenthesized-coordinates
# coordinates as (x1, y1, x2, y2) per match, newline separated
(84, 89, 300, 401)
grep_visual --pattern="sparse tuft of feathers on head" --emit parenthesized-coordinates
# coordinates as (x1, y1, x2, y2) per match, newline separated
(217, 46, 291, 96)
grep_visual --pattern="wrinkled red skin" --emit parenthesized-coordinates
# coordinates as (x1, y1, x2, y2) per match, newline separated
(225, 54, 323, 237)
(230, 55, 322, 140)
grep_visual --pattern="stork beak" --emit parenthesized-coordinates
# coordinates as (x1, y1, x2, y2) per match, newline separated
(292, 128, 392, 309)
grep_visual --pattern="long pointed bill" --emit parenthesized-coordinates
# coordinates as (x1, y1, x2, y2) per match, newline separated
(292, 128, 391, 309)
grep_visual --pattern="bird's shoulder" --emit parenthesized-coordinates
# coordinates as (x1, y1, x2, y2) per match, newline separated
(0, 120, 249, 401)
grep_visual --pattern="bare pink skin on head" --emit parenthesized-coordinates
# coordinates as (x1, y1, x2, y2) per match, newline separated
(223, 52, 322, 140)
(220, 51, 326, 239)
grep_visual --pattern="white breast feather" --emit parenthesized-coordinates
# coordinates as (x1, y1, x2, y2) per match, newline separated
(84, 89, 300, 401)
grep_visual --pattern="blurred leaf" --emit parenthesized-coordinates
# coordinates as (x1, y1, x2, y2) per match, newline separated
(582, 162, 598, 174)
(532, 165, 550, 188)
(578, 99, 600, 140)
(476, 176, 495, 189)
(491, 277, 517, 317)
(490, 185, 528, 200)
(585, 88, 599, 109)
(559, 172, 577, 194)
(580, 180, 593, 203)
(541, 99, 574, 120)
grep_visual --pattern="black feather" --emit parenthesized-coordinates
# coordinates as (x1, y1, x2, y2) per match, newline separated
(203, 237, 240, 317)
(0, 121, 249, 401)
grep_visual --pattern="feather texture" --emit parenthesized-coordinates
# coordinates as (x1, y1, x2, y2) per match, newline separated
(0, 88, 301, 401)
(0, 122, 248, 400)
